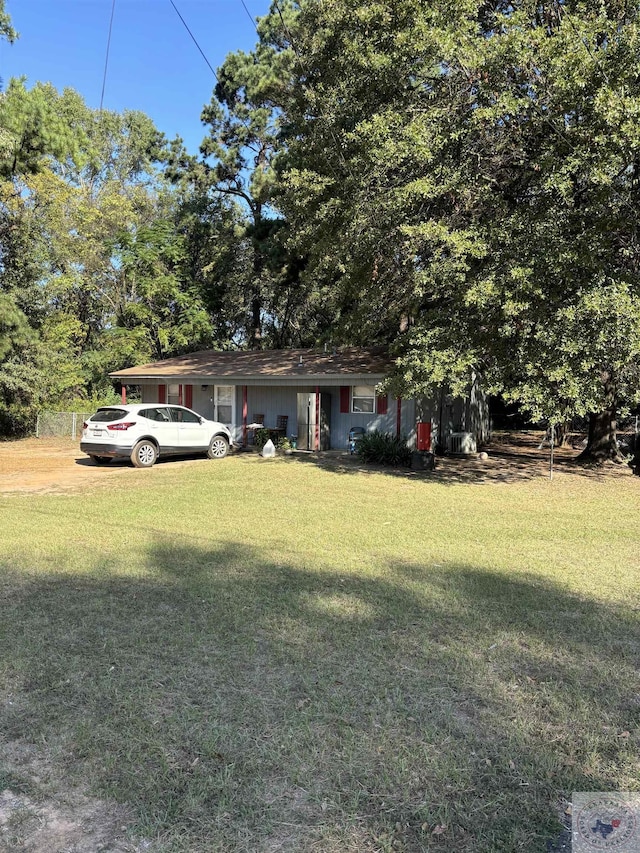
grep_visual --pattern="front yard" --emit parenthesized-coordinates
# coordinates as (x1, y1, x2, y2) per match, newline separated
(0, 439, 638, 851)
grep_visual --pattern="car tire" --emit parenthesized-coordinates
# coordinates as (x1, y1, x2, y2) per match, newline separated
(90, 456, 111, 466)
(207, 435, 229, 459)
(131, 440, 158, 468)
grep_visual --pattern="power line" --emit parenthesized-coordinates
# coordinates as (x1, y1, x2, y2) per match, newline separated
(169, 0, 219, 82)
(238, 0, 257, 31)
(100, 0, 116, 111)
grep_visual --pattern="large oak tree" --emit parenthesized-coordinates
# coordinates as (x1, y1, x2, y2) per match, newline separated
(273, 0, 640, 462)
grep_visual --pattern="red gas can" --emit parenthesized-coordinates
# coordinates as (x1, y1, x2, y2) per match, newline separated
(416, 422, 432, 452)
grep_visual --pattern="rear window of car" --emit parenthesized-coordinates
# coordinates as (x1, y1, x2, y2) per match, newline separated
(90, 409, 128, 423)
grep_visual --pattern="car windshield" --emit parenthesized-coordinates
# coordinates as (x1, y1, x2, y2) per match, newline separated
(90, 409, 128, 423)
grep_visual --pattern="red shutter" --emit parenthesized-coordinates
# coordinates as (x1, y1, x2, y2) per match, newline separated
(376, 394, 388, 415)
(340, 386, 350, 414)
(158, 384, 166, 404)
(185, 384, 193, 409)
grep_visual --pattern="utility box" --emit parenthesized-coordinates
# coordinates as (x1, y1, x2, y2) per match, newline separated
(447, 431, 477, 455)
(416, 422, 432, 452)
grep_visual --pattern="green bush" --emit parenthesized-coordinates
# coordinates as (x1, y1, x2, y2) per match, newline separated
(254, 427, 271, 449)
(356, 431, 412, 466)
(0, 404, 38, 438)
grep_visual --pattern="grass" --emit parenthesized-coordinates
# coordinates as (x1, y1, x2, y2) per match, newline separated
(0, 452, 639, 851)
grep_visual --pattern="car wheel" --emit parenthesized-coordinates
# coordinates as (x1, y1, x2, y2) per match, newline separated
(131, 440, 158, 468)
(90, 456, 111, 466)
(207, 435, 229, 459)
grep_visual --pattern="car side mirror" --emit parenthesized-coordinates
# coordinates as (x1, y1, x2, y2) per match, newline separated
(199, 417, 205, 424)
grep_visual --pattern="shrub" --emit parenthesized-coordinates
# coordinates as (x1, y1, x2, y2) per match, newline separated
(254, 427, 270, 449)
(356, 431, 412, 466)
(0, 404, 38, 438)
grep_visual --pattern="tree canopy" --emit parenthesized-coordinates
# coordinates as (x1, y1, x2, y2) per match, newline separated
(269, 0, 640, 459)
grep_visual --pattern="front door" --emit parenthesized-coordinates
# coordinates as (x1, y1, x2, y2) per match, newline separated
(214, 385, 235, 434)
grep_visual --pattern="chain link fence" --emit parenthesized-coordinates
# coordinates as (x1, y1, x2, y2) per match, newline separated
(36, 412, 93, 441)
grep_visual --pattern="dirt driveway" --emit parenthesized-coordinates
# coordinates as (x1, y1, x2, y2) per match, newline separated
(0, 438, 121, 495)
(0, 438, 225, 496)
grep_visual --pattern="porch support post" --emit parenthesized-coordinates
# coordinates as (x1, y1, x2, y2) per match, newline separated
(121, 384, 127, 405)
(242, 385, 248, 447)
(315, 385, 320, 451)
(178, 384, 183, 406)
(396, 397, 402, 438)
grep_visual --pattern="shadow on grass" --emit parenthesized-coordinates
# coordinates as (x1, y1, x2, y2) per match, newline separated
(1, 543, 638, 851)
(283, 447, 633, 486)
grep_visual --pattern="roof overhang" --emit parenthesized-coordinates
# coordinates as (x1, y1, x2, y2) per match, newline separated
(110, 346, 394, 386)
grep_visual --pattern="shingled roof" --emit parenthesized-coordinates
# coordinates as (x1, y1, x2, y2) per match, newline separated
(110, 346, 393, 383)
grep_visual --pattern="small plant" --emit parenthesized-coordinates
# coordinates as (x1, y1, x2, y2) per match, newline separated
(356, 431, 412, 466)
(254, 427, 270, 449)
(278, 436, 292, 451)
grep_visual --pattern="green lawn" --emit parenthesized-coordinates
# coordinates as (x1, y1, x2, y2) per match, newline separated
(1, 453, 639, 851)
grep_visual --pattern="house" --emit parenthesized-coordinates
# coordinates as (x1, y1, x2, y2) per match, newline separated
(110, 346, 488, 452)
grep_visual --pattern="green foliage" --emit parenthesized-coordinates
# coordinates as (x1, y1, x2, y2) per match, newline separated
(0, 0, 16, 44)
(0, 293, 32, 360)
(0, 402, 36, 436)
(115, 219, 213, 360)
(166, 6, 322, 350)
(253, 427, 270, 449)
(270, 0, 640, 454)
(356, 431, 412, 467)
(0, 82, 204, 436)
(0, 79, 83, 179)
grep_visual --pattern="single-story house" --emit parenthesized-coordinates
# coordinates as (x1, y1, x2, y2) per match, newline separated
(110, 346, 489, 452)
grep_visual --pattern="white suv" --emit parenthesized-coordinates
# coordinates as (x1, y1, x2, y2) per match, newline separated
(80, 404, 233, 468)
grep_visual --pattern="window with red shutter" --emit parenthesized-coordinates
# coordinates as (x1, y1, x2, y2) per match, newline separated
(158, 385, 166, 404)
(185, 384, 193, 409)
(340, 386, 350, 413)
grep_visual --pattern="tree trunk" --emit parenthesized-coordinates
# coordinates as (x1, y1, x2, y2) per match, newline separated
(554, 421, 570, 447)
(249, 205, 263, 350)
(250, 289, 262, 349)
(576, 373, 623, 464)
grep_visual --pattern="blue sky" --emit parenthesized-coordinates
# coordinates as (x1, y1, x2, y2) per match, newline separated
(0, 0, 272, 154)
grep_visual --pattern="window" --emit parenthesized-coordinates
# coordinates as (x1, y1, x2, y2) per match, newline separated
(140, 408, 171, 422)
(214, 385, 233, 424)
(90, 408, 127, 423)
(167, 383, 180, 405)
(169, 407, 200, 423)
(351, 385, 376, 414)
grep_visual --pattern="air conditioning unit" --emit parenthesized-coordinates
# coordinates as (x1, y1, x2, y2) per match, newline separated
(447, 431, 477, 455)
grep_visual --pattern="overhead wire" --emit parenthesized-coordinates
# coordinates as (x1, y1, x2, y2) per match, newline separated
(99, 0, 117, 111)
(169, 0, 219, 81)
(238, 0, 257, 29)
